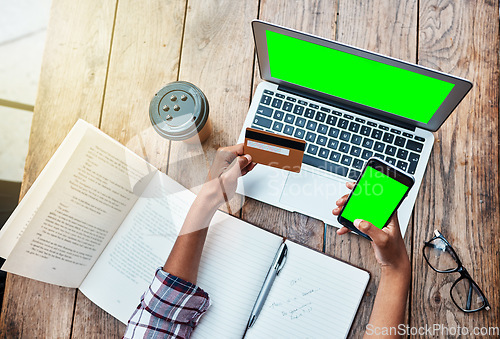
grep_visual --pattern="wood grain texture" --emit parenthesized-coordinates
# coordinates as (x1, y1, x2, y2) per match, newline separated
(71, 0, 187, 336)
(324, 1, 418, 337)
(166, 0, 259, 216)
(0, 0, 117, 337)
(73, 292, 125, 338)
(411, 0, 499, 332)
(99, 0, 187, 171)
(336, 0, 417, 63)
(4, 0, 499, 337)
(242, 0, 339, 256)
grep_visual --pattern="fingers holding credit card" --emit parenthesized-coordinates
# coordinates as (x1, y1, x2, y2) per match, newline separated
(243, 128, 306, 173)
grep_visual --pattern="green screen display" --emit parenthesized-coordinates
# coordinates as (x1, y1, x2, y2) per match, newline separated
(341, 166, 409, 229)
(266, 30, 455, 124)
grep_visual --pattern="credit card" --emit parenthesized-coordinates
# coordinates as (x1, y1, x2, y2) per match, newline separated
(244, 127, 306, 173)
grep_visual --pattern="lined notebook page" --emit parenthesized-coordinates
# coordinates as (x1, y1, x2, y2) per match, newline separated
(247, 240, 370, 339)
(193, 213, 283, 338)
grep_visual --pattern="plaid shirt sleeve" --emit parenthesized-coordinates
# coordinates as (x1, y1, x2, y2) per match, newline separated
(123, 268, 210, 339)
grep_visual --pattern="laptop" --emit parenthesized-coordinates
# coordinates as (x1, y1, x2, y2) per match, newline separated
(236, 20, 472, 236)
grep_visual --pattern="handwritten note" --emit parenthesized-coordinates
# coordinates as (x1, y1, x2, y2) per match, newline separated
(247, 240, 369, 339)
(267, 277, 320, 321)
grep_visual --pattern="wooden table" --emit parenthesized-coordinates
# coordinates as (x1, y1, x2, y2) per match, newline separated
(1, 0, 498, 337)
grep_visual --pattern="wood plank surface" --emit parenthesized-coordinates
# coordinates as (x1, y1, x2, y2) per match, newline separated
(242, 0, 339, 257)
(0, 0, 117, 337)
(71, 0, 188, 336)
(411, 0, 500, 333)
(166, 0, 259, 216)
(3, 0, 499, 337)
(99, 0, 186, 172)
(323, 1, 418, 337)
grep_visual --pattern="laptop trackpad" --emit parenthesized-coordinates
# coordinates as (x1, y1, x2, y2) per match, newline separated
(279, 169, 350, 225)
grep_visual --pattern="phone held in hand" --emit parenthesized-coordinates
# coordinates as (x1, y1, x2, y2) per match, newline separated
(337, 157, 415, 240)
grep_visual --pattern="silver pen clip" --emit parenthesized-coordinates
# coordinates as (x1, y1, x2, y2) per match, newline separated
(275, 244, 288, 275)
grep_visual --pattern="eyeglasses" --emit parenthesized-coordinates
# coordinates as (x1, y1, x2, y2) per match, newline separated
(423, 230, 490, 313)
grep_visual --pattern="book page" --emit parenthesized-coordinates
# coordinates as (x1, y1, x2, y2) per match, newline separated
(247, 240, 370, 339)
(1, 122, 157, 287)
(0, 120, 88, 258)
(79, 172, 196, 323)
(192, 215, 283, 338)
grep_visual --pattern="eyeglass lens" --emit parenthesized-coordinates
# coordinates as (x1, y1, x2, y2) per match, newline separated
(451, 278, 486, 311)
(423, 237, 459, 272)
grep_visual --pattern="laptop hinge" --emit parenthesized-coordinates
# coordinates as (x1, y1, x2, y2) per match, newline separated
(277, 85, 416, 132)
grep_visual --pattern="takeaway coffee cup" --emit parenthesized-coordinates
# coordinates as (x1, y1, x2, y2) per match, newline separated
(149, 81, 211, 143)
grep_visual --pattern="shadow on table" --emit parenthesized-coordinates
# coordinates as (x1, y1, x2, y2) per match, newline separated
(0, 180, 21, 312)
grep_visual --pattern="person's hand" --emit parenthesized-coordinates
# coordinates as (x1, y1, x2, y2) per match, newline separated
(200, 144, 256, 208)
(332, 182, 410, 273)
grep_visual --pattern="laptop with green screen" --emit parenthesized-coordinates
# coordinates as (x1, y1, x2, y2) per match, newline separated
(237, 20, 471, 236)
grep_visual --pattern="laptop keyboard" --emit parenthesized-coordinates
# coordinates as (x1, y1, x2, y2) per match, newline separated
(251, 89, 424, 181)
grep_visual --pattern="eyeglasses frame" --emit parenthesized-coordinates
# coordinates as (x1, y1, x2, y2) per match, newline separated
(423, 230, 491, 313)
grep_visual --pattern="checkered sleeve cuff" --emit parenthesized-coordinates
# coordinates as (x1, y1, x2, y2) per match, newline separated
(142, 268, 211, 328)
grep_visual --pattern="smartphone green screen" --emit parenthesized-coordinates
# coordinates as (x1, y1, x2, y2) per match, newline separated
(341, 166, 409, 229)
(265, 30, 455, 124)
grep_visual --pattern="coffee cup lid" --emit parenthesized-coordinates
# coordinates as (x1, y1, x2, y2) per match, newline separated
(150, 81, 209, 140)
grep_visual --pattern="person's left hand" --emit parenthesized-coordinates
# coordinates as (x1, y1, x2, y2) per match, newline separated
(201, 143, 256, 207)
(332, 181, 409, 272)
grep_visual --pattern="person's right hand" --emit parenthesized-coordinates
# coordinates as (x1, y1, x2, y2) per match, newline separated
(201, 144, 256, 209)
(332, 182, 410, 272)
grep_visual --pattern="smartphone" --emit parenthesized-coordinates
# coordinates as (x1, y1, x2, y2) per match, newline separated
(337, 157, 414, 240)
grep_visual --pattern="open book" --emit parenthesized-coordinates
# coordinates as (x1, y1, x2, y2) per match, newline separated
(0, 120, 369, 338)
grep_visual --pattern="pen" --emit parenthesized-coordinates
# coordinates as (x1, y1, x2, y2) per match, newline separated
(243, 240, 288, 336)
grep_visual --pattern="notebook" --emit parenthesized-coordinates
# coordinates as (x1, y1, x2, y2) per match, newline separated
(0, 120, 369, 338)
(193, 215, 369, 338)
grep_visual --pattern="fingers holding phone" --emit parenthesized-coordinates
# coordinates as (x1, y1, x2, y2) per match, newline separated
(333, 188, 401, 239)
(333, 182, 409, 270)
(332, 158, 413, 271)
(352, 214, 409, 270)
(332, 182, 355, 235)
(336, 158, 414, 239)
